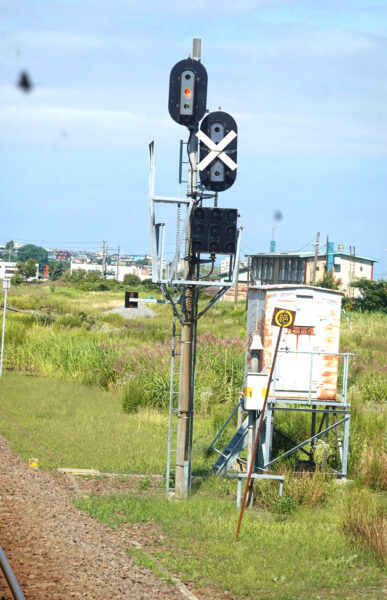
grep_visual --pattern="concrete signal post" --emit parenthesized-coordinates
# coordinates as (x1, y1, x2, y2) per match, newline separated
(0, 278, 10, 377)
(149, 39, 241, 498)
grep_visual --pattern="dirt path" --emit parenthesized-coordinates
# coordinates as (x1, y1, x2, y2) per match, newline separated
(0, 436, 194, 600)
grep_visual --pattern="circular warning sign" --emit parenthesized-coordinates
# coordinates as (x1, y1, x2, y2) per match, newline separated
(272, 308, 295, 328)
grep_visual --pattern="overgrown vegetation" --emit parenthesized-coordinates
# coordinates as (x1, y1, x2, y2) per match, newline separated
(351, 278, 387, 313)
(0, 372, 213, 474)
(74, 481, 383, 600)
(0, 281, 385, 596)
(340, 486, 387, 569)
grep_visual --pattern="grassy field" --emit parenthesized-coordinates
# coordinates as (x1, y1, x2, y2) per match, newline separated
(74, 484, 384, 600)
(0, 372, 214, 474)
(0, 282, 385, 598)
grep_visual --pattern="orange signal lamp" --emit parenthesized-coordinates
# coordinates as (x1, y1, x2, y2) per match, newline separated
(184, 88, 193, 98)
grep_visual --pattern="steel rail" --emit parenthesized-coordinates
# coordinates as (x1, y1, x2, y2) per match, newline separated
(0, 546, 25, 600)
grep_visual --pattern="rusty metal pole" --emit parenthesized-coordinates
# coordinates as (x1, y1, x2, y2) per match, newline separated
(235, 325, 284, 541)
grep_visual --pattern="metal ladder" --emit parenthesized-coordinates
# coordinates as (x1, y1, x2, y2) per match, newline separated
(165, 311, 182, 496)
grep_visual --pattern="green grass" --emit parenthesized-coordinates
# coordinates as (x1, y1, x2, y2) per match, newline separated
(1, 283, 245, 413)
(126, 548, 176, 587)
(74, 481, 384, 600)
(0, 288, 385, 599)
(0, 372, 213, 474)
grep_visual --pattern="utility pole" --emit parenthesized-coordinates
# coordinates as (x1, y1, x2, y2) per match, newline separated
(0, 279, 10, 377)
(116, 245, 120, 281)
(102, 240, 107, 278)
(312, 232, 320, 285)
(175, 38, 201, 498)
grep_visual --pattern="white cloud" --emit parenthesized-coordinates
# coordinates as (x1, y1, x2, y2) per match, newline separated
(235, 108, 387, 156)
(211, 28, 377, 62)
(1, 95, 385, 157)
(0, 102, 173, 149)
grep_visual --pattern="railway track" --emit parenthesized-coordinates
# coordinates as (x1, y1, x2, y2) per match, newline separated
(0, 546, 24, 600)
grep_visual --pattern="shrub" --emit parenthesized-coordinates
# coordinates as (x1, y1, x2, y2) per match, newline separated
(255, 469, 333, 510)
(123, 274, 141, 286)
(141, 278, 159, 291)
(285, 470, 333, 508)
(274, 495, 299, 515)
(122, 380, 143, 413)
(54, 315, 84, 329)
(357, 446, 387, 491)
(340, 486, 387, 567)
(142, 371, 171, 410)
(355, 372, 387, 404)
(315, 269, 342, 290)
(351, 279, 387, 313)
(349, 396, 387, 485)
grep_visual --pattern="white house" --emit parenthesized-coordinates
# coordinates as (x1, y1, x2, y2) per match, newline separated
(70, 262, 151, 282)
(0, 262, 17, 281)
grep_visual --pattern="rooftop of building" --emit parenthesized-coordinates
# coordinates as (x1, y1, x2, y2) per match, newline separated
(248, 250, 378, 262)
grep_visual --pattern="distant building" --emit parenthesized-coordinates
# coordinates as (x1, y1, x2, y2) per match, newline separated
(0, 261, 39, 281)
(248, 243, 377, 297)
(0, 261, 17, 281)
(219, 243, 377, 302)
(70, 262, 151, 281)
(221, 267, 249, 301)
(220, 256, 248, 275)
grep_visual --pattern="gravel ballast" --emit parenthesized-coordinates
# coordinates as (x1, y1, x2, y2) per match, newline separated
(0, 436, 189, 599)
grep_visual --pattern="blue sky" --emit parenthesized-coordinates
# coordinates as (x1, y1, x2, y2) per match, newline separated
(0, 1, 386, 278)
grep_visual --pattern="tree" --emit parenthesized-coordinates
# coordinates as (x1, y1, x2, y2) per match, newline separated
(5, 240, 15, 262)
(351, 278, 387, 312)
(315, 269, 342, 290)
(49, 261, 66, 281)
(141, 278, 159, 291)
(16, 258, 37, 280)
(123, 273, 141, 286)
(18, 244, 48, 270)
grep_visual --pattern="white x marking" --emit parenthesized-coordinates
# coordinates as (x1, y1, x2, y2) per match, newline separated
(196, 129, 237, 171)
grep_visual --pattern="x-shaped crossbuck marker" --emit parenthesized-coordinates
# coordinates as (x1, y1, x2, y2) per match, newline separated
(196, 130, 237, 172)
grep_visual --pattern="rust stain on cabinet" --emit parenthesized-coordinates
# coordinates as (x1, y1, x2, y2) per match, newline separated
(246, 285, 343, 401)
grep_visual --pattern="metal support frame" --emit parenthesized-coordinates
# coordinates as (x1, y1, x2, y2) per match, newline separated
(207, 399, 243, 454)
(227, 473, 285, 509)
(259, 349, 352, 478)
(149, 131, 242, 499)
(209, 350, 352, 481)
(149, 141, 242, 290)
(264, 411, 350, 476)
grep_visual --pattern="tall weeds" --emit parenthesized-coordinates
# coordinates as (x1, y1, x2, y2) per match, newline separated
(340, 486, 387, 568)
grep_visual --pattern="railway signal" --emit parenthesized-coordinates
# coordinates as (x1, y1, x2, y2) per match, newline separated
(125, 291, 138, 309)
(168, 58, 208, 127)
(191, 207, 238, 254)
(197, 110, 237, 192)
(154, 40, 241, 499)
